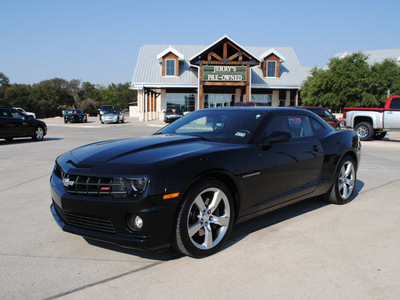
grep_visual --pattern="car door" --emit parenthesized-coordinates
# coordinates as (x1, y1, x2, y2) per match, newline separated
(0, 108, 14, 137)
(9, 109, 33, 136)
(383, 98, 400, 129)
(259, 114, 324, 209)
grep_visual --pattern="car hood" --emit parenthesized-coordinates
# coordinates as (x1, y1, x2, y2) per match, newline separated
(65, 135, 236, 168)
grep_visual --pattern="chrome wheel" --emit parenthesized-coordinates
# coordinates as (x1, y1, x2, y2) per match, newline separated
(187, 187, 231, 250)
(33, 127, 44, 141)
(175, 179, 234, 257)
(338, 161, 355, 200)
(356, 125, 369, 139)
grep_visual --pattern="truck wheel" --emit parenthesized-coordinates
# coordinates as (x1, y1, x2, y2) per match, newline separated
(355, 122, 373, 141)
(373, 131, 387, 140)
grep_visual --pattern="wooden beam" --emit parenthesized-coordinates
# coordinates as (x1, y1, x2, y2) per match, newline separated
(212, 52, 222, 61)
(228, 52, 239, 61)
(223, 42, 227, 59)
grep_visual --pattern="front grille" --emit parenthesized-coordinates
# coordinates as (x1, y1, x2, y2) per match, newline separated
(54, 164, 127, 197)
(54, 202, 116, 233)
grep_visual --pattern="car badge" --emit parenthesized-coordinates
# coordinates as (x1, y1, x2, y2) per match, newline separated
(63, 178, 75, 187)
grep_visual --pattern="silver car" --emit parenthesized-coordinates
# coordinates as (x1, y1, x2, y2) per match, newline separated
(101, 109, 124, 124)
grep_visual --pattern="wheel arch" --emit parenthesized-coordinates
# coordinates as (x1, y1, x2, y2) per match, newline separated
(354, 116, 374, 128)
(174, 170, 241, 225)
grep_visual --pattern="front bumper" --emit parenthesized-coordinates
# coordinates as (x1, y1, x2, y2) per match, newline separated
(65, 116, 84, 122)
(50, 173, 178, 250)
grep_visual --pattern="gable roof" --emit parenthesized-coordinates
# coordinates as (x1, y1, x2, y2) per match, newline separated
(189, 35, 261, 64)
(156, 47, 184, 62)
(259, 48, 286, 62)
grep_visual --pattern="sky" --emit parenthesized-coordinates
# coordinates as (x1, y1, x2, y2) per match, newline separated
(1, 0, 399, 86)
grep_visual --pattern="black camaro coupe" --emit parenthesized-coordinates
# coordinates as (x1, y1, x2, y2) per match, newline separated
(50, 107, 361, 257)
(64, 109, 88, 123)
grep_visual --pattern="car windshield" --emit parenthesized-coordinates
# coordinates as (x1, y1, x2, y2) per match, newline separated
(156, 109, 265, 144)
(67, 110, 82, 114)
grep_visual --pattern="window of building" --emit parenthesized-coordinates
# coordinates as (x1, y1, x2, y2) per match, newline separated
(165, 59, 175, 76)
(267, 61, 276, 77)
(166, 94, 195, 111)
(279, 89, 287, 107)
(290, 90, 297, 106)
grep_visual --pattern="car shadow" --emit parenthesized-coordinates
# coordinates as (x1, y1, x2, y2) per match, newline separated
(225, 179, 365, 252)
(84, 238, 182, 261)
(0, 137, 63, 145)
(83, 179, 365, 260)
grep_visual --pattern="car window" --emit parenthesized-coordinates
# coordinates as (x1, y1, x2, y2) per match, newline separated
(10, 110, 24, 119)
(389, 98, 400, 109)
(0, 109, 12, 118)
(265, 115, 312, 139)
(309, 117, 325, 134)
(159, 110, 265, 144)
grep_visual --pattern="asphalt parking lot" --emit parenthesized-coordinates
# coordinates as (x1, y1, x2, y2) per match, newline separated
(1, 117, 400, 299)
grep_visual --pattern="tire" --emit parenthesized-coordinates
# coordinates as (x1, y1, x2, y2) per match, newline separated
(325, 156, 357, 205)
(121, 118, 124, 123)
(354, 122, 373, 141)
(64, 119, 67, 123)
(174, 179, 235, 258)
(32, 126, 44, 141)
(373, 131, 387, 140)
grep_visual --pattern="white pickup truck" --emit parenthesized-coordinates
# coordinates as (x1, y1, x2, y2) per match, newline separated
(343, 96, 400, 141)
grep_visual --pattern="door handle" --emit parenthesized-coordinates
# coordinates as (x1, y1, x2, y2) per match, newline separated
(312, 145, 320, 152)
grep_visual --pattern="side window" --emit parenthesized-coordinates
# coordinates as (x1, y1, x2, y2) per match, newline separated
(309, 117, 325, 134)
(0, 109, 12, 118)
(165, 59, 175, 76)
(389, 98, 400, 109)
(10, 110, 24, 119)
(265, 115, 312, 138)
(287, 116, 312, 138)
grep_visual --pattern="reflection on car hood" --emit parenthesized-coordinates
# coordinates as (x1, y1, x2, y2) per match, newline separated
(67, 135, 235, 167)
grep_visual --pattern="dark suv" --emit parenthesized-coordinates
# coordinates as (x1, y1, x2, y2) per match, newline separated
(297, 106, 340, 129)
(0, 107, 47, 142)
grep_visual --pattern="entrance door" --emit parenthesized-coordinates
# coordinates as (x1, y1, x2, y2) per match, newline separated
(204, 94, 234, 108)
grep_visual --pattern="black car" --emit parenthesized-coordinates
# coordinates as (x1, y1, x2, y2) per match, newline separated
(164, 108, 184, 123)
(50, 107, 360, 257)
(0, 107, 47, 142)
(64, 109, 88, 123)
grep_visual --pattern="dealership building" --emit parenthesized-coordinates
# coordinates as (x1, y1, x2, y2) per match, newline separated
(130, 35, 310, 121)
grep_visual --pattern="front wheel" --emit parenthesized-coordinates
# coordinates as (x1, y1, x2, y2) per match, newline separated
(174, 179, 235, 258)
(354, 122, 373, 141)
(32, 126, 44, 141)
(325, 156, 357, 205)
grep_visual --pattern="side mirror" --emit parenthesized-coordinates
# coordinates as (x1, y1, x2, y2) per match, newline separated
(262, 132, 292, 150)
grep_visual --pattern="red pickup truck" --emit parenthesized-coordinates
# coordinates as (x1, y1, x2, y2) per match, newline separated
(343, 96, 400, 141)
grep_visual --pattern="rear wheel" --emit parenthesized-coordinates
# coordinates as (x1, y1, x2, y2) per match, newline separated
(354, 122, 373, 141)
(373, 131, 387, 140)
(325, 156, 357, 205)
(174, 179, 235, 258)
(32, 126, 44, 141)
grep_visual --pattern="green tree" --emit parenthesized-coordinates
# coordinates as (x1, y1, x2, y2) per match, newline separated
(31, 78, 74, 110)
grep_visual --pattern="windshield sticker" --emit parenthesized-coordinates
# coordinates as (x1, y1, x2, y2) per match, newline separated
(256, 114, 261, 119)
(235, 131, 247, 138)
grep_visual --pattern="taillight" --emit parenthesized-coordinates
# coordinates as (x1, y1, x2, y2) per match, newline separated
(343, 111, 346, 118)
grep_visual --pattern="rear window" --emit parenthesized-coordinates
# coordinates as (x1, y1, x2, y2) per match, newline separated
(389, 98, 400, 109)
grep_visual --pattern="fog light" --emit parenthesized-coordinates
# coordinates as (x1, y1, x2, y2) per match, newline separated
(127, 215, 143, 232)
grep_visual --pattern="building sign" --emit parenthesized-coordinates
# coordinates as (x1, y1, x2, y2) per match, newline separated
(203, 66, 246, 82)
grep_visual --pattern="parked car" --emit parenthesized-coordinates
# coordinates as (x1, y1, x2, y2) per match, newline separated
(50, 107, 360, 257)
(234, 102, 271, 107)
(101, 109, 124, 124)
(343, 96, 400, 141)
(14, 107, 36, 119)
(0, 107, 47, 142)
(99, 105, 115, 120)
(164, 108, 184, 123)
(64, 109, 88, 123)
(296, 106, 340, 129)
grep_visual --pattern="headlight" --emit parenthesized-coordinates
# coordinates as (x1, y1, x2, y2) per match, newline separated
(112, 177, 149, 197)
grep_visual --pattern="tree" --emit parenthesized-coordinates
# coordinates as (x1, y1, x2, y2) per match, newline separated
(301, 52, 400, 108)
(31, 78, 74, 110)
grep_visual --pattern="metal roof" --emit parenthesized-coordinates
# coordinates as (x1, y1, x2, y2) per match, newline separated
(131, 43, 310, 89)
(334, 49, 400, 64)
